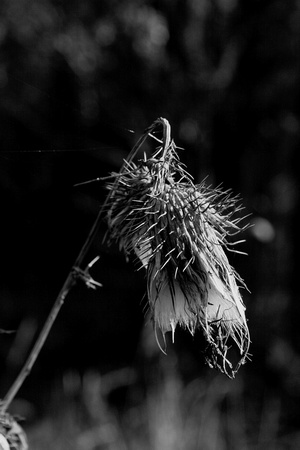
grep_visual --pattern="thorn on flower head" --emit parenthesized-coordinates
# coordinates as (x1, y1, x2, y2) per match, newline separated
(104, 118, 250, 378)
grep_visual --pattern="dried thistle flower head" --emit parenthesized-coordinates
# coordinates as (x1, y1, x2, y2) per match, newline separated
(105, 117, 250, 377)
(0, 413, 28, 450)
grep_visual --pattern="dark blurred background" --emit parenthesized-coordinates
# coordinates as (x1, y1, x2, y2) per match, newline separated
(0, 0, 299, 448)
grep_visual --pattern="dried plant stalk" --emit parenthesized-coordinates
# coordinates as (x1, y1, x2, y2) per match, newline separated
(0, 196, 103, 415)
(105, 117, 250, 377)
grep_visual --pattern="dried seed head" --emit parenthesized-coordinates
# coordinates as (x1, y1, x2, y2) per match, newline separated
(0, 413, 28, 450)
(105, 118, 250, 377)
(0, 434, 9, 450)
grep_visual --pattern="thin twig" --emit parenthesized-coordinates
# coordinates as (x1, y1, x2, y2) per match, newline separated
(0, 276, 76, 412)
(0, 192, 105, 413)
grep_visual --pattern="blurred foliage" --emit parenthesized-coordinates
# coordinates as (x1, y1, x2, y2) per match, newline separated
(26, 356, 300, 449)
(0, 0, 299, 447)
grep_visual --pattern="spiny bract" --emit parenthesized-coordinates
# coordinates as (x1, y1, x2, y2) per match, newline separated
(105, 118, 250, 377)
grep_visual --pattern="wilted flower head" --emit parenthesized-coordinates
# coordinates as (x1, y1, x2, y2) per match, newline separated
(105, 118, 250, 377)
(0, 412, 28, 450)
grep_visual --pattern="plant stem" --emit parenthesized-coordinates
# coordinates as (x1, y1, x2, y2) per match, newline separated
(0, 117, 171, 414)
(1, 276, 75, 412)
(0, 200, 104, 413)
